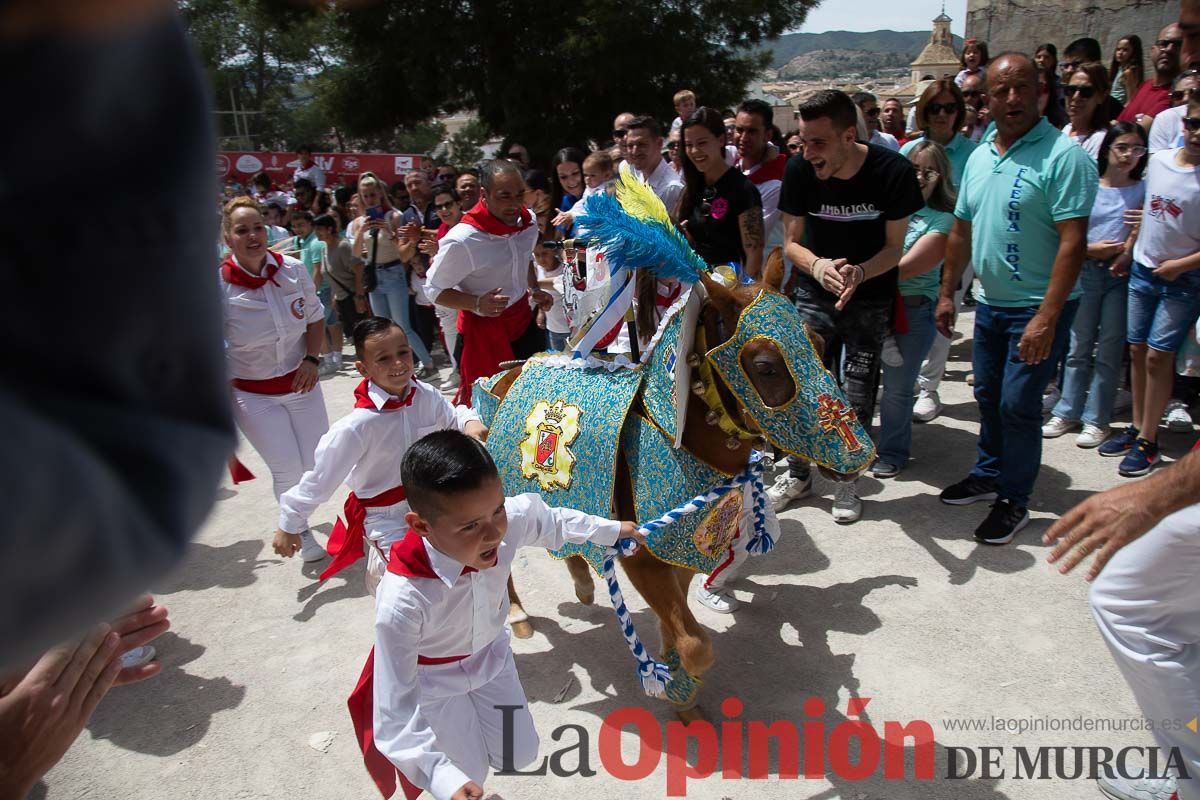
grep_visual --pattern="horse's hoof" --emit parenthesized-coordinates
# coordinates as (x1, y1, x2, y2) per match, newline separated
(675, 704, 707, 723)
(510, 620, 534, 639)
(574, 588, 594, 605)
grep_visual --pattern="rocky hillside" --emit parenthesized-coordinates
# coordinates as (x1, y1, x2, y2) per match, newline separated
(776, 48, 914, 79)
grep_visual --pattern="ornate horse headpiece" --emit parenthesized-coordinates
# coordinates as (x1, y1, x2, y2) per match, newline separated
(575, 171, 874, 475)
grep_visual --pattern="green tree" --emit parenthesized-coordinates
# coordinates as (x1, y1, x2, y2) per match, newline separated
(324, 0, 820, 164)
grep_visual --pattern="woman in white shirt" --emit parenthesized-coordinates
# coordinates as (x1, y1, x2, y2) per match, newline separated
(1062, 62, 1113, 161)
(220, 197, 329, 563)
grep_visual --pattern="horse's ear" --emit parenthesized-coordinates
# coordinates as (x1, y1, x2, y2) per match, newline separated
(698, 271, 743, 331)
(763, 247, 788, 293)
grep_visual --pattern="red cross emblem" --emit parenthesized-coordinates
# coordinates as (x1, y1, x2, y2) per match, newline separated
(817, 394, 863, 452)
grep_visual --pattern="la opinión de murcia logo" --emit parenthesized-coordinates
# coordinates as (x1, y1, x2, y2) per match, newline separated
(493, 698, 1191, 796)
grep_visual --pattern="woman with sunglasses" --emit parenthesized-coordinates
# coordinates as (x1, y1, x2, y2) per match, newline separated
(1044, 123, 1147, 449)
(1062, 62, 1115, 160)
(678, 107, 764, 278)
(900, 79, 978, 187)
(872, 141, 957, 478)
(1109, 35, 1145, 105)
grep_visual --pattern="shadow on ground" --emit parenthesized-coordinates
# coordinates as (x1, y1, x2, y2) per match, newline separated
(85, 632, 246, 756)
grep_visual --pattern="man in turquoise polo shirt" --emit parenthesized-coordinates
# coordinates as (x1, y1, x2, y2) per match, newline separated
(935, 52, 1098, 545)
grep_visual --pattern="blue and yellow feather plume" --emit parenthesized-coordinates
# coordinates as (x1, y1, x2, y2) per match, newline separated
(573, 176, 708, 284)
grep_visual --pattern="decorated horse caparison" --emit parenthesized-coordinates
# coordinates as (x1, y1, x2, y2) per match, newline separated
(471, 176, 874, 715)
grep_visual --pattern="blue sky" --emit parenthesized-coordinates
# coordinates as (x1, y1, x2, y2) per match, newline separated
(795, 0, 968, 36)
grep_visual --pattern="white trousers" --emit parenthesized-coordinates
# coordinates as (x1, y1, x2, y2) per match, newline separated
(435, 304, 459, 369)
(422, 648, 539, 797)
(1090, 502, 1200, 798)
(703, 490, 782, 591)
(232, 386, 329, 501)
(918, 263, 975, 393)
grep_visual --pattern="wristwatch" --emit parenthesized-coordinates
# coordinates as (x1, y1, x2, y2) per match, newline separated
(303, 355, 321, 366)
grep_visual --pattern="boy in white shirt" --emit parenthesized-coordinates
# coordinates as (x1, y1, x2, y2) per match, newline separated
(274, 317, 484, 591)
(349, 430, 640, 800)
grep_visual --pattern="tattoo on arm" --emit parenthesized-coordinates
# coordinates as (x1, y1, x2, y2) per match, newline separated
(739, 209, 764, 252)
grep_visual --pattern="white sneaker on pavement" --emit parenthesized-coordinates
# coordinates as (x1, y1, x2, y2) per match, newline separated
(298, 530, 327, 562)
(832, 480, 862, 524)
(1097, 774, 1177, 800)
(694, 584, 739, 613)
(1165, 399, 1194, 432)
(912, 389, 942, 422)
(765, 471, 812, 512)
(1076, 424, 1108, 449)
(1041, 416, 1077, 438)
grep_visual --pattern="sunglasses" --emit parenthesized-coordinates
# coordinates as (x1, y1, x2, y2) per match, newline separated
(926, 102, 958, 116)
(962, 89, 983, 98)
(1184, 117, 1200, 131)
(1110, 144, 1148, 156)
(1172, 88, 1197, 102)
(1063, 85, 1096, 99)
(612, 128, 628, 138)
(506, 151, 524, 159)
(1156, 38, 1183, 49)
(700, 186, 717, 216)
(864, 107, 881, 118)
(787, 142, 803, 152)
(666, 141, 679, 150)
(434, 200, 457, 210)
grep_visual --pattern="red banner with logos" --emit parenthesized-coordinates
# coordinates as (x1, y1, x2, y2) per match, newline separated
(217, 151, 426, 188)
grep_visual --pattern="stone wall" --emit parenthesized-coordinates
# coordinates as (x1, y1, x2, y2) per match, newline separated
(966, 0, 1180, 70)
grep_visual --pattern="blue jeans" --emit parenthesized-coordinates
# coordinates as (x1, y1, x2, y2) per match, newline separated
(877, 296, 939, 467)
(970, 299, 1078, 507)
(369, 264, 433, 366)
(547, 330, 570, 352)
(1052, 260, 1128, 427)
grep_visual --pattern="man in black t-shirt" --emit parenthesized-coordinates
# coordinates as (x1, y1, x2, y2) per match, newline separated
(770, 89, 923, 524)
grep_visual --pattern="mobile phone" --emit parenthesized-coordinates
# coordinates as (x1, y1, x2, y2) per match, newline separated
(366, 206, 387, 221)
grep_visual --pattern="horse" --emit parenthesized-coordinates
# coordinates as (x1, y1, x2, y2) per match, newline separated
(485, 249, 873, 716)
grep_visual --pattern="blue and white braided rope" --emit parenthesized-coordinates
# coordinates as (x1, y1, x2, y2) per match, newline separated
(600, 452, 770, 697)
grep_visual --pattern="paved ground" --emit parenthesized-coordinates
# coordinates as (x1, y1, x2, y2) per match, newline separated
(42, 309, 1198, 800)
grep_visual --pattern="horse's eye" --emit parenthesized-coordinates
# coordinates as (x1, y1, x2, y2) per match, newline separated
(754, 361, 777, 376)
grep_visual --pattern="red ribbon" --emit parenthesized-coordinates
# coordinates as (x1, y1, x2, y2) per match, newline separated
(227, 456, 256, 484)
(221, 250, 283, 289)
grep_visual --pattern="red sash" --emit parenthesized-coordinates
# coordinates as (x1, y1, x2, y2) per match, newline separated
(454, 297, 533, 406)
(318, 484, 408, 582)
(348, 531, 476, 799)
(231, 368, 300, 395)
(228, 456, 256, 484)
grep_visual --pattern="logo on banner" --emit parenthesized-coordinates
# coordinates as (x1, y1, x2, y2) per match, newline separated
(235, 154, 263, 174)
(343, 156, 360, 171)
(394, 156, 413, 172)
(519, 400, 581, 491)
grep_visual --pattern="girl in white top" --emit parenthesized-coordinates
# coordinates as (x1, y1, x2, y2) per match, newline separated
(220, 197, 329, 564)
(1061, 62, 1113, 161)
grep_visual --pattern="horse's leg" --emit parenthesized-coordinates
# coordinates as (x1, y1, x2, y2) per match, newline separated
(507, 576, 533, 639)
(620, 549, 713, 717)
(565, 555, 595, 605)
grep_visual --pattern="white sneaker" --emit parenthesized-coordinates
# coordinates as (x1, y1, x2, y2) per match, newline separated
(912, 389, 942, 422)
(1076, 424, 1108, 449)
(765, 471, 812, 512)
(298, 530, 327, 562)
(1042, 384, 1061, 414)
(694, 584, 739, 613)
(441, 370, 461, 391)
(1041, 416, 1077, 438)
(318, 354, 338, 376)
(1165, 400, 1194, 432)
(832, 481, 862, 524)
(1097, 774, 1177, 800)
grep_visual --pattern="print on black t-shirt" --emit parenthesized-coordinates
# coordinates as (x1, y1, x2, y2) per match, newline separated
(778, 143, 923, 302)
(686, 166, 764, 268)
